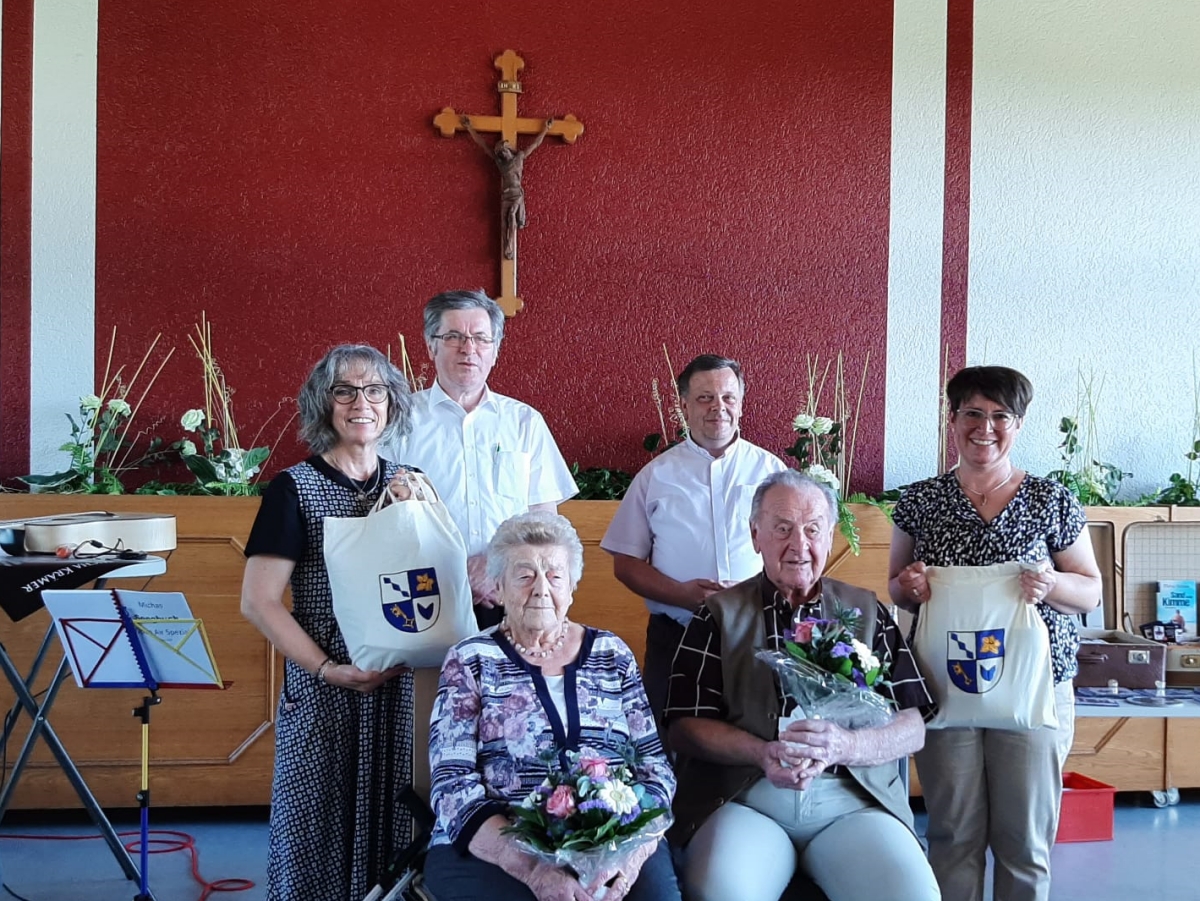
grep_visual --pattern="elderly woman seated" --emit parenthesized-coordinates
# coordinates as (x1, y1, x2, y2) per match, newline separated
(422, 511, 682, 901)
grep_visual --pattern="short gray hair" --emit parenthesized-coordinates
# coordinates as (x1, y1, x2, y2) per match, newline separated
(422, 289, 506, 355)
(486, 511, 585, 589)
(297, 344, 412, 455)
(750, 470, 839, 530)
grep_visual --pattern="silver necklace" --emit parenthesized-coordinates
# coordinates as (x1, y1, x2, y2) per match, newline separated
(326, 455, 382, 502)
(503, 619, 569, 659)
(957, 467, 1015, 505)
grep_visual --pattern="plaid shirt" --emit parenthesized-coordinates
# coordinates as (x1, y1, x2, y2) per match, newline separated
(664, 573, 934, 723)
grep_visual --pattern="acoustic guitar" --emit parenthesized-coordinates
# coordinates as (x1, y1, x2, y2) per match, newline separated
(0, 512, 177, 554)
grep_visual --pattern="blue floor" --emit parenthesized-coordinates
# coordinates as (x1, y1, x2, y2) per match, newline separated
(2, 792, 1197, 900)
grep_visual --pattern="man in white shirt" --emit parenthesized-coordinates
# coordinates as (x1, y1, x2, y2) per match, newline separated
(389, 289, 578, 627)
(601, 354, 785, 723)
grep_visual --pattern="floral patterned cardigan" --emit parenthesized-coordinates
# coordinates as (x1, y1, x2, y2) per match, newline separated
(428, 627, 676, 853)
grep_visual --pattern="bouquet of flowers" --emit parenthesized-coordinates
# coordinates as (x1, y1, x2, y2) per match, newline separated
(756, 604, 894, 732)
(755, 605, 894, 816)
(503, 748, 672, 900)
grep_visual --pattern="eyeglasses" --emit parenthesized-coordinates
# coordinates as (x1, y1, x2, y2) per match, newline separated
(330, 384, 389, 404)
(957, 408, 1019, 431)
(432, 332, 496, 349)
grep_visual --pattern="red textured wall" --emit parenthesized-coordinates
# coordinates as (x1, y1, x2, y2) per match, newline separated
(94, 0, 895, 490)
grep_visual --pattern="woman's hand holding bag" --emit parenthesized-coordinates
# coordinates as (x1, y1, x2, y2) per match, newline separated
(914, 561, 1058, 730)
(325, 471, 478, 671)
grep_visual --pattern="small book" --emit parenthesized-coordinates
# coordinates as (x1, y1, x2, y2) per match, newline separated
(42, 589, 225, 690)
(1156, 580, 1197, 640)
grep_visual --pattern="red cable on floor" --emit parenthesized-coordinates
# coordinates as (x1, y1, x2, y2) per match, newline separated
(0, 829, 255, 900)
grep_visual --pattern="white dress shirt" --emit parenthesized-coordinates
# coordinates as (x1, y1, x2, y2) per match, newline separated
(388, 381, 578, 554)
(600, 435, 786, 624)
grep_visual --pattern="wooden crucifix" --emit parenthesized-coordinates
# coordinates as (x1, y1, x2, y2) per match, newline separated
(434, 50, 583, 316)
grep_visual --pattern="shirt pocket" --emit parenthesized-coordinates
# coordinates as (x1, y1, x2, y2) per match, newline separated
(494, 450, 531, 502)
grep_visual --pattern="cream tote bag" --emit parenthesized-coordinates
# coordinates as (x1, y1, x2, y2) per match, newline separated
(915, 562, 1058, 731)
(325, 472, 477, 670)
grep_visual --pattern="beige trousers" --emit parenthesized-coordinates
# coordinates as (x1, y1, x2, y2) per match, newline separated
(915, 680, 1075, 901)
(679, 772, 940, 901)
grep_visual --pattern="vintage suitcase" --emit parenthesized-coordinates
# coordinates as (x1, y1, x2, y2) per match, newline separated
(1076, 628, 1167, 689)
(1122, 521, 1200, 687)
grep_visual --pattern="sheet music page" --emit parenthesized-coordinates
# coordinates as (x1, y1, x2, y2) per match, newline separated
(41, 590, 144, 688)
(118, 590, 222, 686)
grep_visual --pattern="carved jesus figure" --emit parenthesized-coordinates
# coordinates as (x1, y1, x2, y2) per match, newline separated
(461, 115, 553, 260)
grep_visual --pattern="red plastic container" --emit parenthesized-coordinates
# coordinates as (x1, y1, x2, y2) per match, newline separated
(1056, 772, 1116, 842)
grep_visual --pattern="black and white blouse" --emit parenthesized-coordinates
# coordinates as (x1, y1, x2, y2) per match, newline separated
(893, 471, 1087, 683)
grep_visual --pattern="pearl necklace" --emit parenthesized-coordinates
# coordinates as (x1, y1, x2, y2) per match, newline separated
(503, 619, 569, 659)
(957, 467, 1016, 506)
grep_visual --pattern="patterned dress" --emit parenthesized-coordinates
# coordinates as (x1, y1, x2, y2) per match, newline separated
(246, 456, 415, 901)
(892, 471, 1087, 682)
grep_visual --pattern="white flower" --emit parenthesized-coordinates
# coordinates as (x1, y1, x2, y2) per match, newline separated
(216, 447, 260, 483)
(180, 408, 205, 432)
(597, 779, 639, 816)
(805, 464, 841, 491)
(851, 639, 880, 672)
(80, 394, 102, 411)
(792, 412, 815, 432)
(811, 416, 834, 436)
(178, 439, 198, 457)
(106, 398, 132, 417)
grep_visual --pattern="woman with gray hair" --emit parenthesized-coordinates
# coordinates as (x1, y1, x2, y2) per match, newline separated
(423, 511, 682, 901)
(241, 343, 421, 901)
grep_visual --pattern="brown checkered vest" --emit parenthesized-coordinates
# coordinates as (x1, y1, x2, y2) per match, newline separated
(668, 573, 916, 847)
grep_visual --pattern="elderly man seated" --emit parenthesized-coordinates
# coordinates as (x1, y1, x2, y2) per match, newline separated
(664, 470, 941, 901)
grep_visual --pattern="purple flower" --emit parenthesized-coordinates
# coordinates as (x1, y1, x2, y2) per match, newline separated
(851, 670, 867, 688)
(579, 798, 610, 814)
(831, 642, 853, 658)
(619, 805, 642, 826)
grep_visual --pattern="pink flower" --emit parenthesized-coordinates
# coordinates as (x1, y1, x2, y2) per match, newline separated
(545, 784, 577, 818)
(578, 756, 609, 779)
(792, 621, 815, 644)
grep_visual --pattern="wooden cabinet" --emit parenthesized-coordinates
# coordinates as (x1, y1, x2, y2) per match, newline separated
(3, 497, 1196, 807)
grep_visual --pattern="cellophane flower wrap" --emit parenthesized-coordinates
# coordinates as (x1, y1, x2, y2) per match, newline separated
(756, 604, 895, 731)
(502, 746, 672, 900)
(755, 605, 895, 817)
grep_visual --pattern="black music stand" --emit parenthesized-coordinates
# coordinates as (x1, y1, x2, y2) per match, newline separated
(0, 555, 166, 899)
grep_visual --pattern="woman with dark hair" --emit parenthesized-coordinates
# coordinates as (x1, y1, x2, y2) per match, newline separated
(241, 344, 421, 901)
(887, 365, 1102, 901)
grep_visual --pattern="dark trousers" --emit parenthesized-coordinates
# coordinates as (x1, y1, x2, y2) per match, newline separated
(643, 614, 687, 724)
(423, 839, 682, 901)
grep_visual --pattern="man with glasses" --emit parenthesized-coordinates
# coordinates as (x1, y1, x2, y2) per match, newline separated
(600, 354, 785, 728)
(388, 289, 577, 627)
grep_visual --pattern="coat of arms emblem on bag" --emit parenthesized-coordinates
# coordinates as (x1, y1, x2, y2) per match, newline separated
(380, 568, 442, 633)
(946, 629, 1004, 693)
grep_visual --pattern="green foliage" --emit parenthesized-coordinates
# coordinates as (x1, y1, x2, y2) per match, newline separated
(1152, 464, 1200, 506)
(570, 463, 634, 500)
(1046, 415, 1130, 506)
(174, 414, 271, 496)
(19, 401, 169, 494)
(642, 430, 685, 456)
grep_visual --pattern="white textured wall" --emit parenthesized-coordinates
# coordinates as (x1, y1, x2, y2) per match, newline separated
(29, 0, 98, 473)
(969, 0, 1200, 498)
(885, 0, 948, 489)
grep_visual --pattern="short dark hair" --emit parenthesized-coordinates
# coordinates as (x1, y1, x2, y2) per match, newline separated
(946, 366, 1034, 417)
(676, 354, 744, 397)
(297, 345, 412, 454)
(422, 289, 505, 354)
